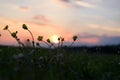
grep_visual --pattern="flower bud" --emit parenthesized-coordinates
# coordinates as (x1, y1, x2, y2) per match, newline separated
(61, 38, 64, 41)
(73, 35, 78, 41)
(22, 24, 28, 30)
(3, 25, 8, 30)
(58, 37, 60, 41)
(47, 39, 51, 43)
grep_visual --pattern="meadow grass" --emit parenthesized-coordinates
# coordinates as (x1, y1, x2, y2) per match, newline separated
(0, 46, 120, 80)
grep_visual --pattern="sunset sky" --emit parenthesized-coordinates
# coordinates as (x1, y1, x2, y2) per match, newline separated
(0, 0, 120, 46)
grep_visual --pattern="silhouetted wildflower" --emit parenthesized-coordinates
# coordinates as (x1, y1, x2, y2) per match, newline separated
(22, 24, 28, 30)
(73, 35, 78, 41)
(37, 36, 43, 41)
(47, 38, 51, 43)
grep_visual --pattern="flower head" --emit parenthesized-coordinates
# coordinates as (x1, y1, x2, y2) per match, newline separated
(3, 25, 8, 30)
(37, 36, 43, 41)
(22, 24, 28, 30)
(47, 38, 51, 43)
(11, 32, 17, 38)
(58, 37, 60, 41)
(73, 35, 78, 41)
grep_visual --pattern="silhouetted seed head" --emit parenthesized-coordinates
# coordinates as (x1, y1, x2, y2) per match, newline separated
(47, 39, 51, 43)
(37, 36, 43, 41)
(22, 24, 28, 30)
(3, 25, 8, 30)
(73, 35, 78, 41)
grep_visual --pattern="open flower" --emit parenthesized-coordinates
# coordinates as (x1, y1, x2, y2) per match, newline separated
(22, 24, 28, 30)
(37, 36, 43, 41)
(3, 25, 8, 30)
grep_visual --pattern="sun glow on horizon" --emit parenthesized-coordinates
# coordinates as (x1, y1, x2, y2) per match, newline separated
(50, 35, 59, 43)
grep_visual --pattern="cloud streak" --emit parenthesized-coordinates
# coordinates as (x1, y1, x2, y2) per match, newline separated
(18, 6, 30, 12)
(75, 0, 96, 8)
(88, 24, 120, 33)
(52, 0, 96, 8)
(76, 33, 120, 46)
(32, 15, 51, 25)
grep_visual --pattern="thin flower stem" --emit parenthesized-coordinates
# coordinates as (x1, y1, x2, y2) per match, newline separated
(43, 41, 56, 48)
(58, 40, 60, 48)
(28, 29, 35, 47)
(69, 41, 75, 47)
(43, 41, 50, 47)
(7, 29, 11, 34)
(61, 41, 63, 47)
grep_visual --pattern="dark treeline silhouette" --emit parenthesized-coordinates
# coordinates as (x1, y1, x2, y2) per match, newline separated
(64, 45, 120, 54)
(1, 44, 120, 54)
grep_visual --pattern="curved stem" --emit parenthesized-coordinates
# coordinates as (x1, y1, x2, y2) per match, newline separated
(28, 29, 35, 47)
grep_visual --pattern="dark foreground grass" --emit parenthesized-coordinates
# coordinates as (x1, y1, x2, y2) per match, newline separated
(0, 46, 120, 80)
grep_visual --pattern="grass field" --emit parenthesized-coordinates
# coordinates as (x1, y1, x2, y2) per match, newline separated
(0, 45, 120, 80)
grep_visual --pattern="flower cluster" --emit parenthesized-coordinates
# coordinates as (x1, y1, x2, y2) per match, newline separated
(3, 24, 78, 49)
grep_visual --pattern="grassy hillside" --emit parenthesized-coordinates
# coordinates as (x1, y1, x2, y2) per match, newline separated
(0, 45, 120, 80)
